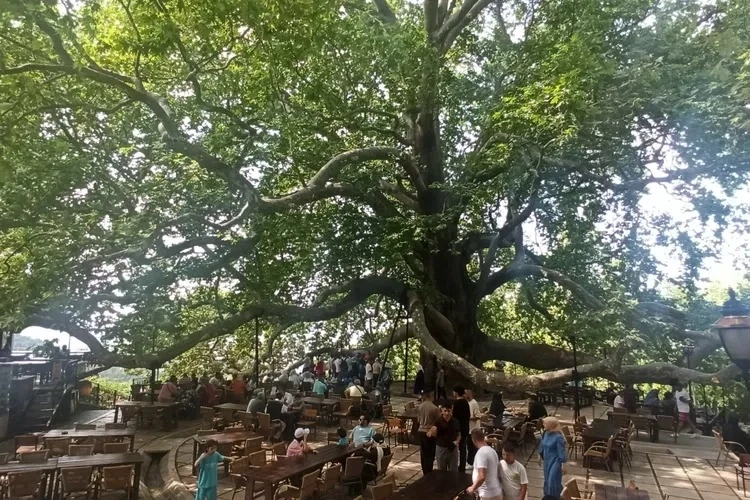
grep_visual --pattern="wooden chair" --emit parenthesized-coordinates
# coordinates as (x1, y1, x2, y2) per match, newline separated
(101, 465, 133, 498)
(385, 417, 410, 449)
(714, 430, 746, 467)
(237, 411, 255, 430)
(657, 415, 677, 443)
(272, 442, 287, 460)
(104, 422, 127, 430)
(341, 456, 366, 494)
(510, 422, 531, 453)
(14, 434, 38, 459)
(248, 450, 267, 467)
(60, 466, 94, 499)
(200, 406, 219, 429)
(44, 437, 71, 457)
(230, 456, 250, 500)
(20, 450, 50, 463)
(405, 401, 416, 410)
(562, 426, 583, 459)
(138, 406, 165, 429)
(74, 423, 97, 430)
(316, 464, 342, 496)
(370, 453, 393, 485)
(220, 408, 238, 427)
(584, 435, 615, 472)
(240, 436, 263, 456)
(327, 431, 340, 445)
(7, 470, 44, 499)
(256, 412, 278, 441)
(68, 444, 95, 456)
(120, 405, 140, 424)
(609, 413, 629, 430)
(275, 470, 319, 500)
(297, 408, 318, 439)
(104, 442, 131, 454)
(196, 429, 216, 436)
(332, 399, 355, 426)
(613, 407, 628, 414)
(564, 478, 593, 499)
(370, 481, 394, 500)
(0, 452, 9, 464)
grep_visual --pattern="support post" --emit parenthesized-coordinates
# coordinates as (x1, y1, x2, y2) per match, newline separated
(149, 368, 156, 403)
(403, 318, 410, 395)
(254, 318, 260, 386)
(571, 335, 580, 421)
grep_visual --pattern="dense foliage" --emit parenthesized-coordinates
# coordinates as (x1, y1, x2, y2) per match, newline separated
(1, 0, 749, 390)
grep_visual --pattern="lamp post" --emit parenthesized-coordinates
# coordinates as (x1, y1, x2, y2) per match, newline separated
(683, 340, 695, 400)
(403, 317, 412, 395)
(570, 335, 580, 421)
(712, 288, 750, 388)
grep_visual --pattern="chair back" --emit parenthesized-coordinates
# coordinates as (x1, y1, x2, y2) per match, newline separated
(74, 423, 97, 430)
(372, 482, 394, 500)
(327, 431, 339, 444)
(319, 464, 342, 492)
(69, 444, 95, 456)
(44, 437, 71, 457)
(200, 406, 216, 426)
(562, 426, 573, 445)
(244, 436, 263, 454)
(609, 413, 629, 429)
(220, 408, 237, 425)
(303, 408, 318, 420)
(577, 415, 588, 425)
(405, 401, 416, 410)
(61, 466, 93, 493)
(230, 456, 250, 475)
(20, 450, 50, 462)
(15, 434, 39, 449)
(299, 470, 319, 499)
(338, 399, 353, 413)
(104, 422, 127, 430)
(104, 442, 130, 454)
(102, 465, 133, 490)
(342, 456, 366, 480)
(561, 486, 573, 500)
(8, 470, 44, 497)
(714, 430, 727, 451)
(565, 478, 583, 498)
(382, 405, 393, 417)
(256, 412, 272, 429)
(386, 417, 402, 432)
(613, 407, 628, 414)
(0, 452, 9, 464)
(237, 411, 254, 429)
(380, 453, 393, 475)
(657, 415, 676, 431)
(272, 441, 286, 457)
(248, 450, 266, 466)
(605, 435, 614, 455)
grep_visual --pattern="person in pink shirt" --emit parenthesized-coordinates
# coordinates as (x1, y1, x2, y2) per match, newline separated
(158, 376, 178, 402)
(287, 428, 315, 456)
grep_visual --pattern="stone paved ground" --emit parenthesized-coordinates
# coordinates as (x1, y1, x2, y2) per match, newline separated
(170, 396, 747, 500)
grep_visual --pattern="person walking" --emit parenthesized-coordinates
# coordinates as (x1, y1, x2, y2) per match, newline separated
(427, 401, 461, 472)
(194, 439, 232, 500)
(417, 390, 440, 474)
(372, 357, 382, 385)
(466, 388, 482, 467)
(413, 364, 425, 396)
(674, 383, 698, 437)
(500, 443, 528, 500)
(452, 386, 471, 472)
(539, 417, 566, 499)
(466, 429, 503, 500)
(436, 366, 446, 400)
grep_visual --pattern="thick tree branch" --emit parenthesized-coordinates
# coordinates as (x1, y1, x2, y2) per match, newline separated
(436, 0, 494, 53)
(372, 0, 397, 22)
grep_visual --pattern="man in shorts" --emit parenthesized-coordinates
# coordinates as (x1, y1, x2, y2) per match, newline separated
(674, 383, 698, 437)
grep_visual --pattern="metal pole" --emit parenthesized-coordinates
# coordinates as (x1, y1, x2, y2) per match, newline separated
(149, 367, 156, 403)
(572, 335, 580, 421)
(403, 318, 410, 394)
(254, 317, 260, 386)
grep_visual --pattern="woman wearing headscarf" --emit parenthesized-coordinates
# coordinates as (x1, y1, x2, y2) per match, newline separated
(643, 389, 661, 413)
(539, 416, 567, 499)
(413, 365, 425, 397)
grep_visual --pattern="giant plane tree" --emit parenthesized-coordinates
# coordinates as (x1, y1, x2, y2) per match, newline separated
(1, 0, 749, 391)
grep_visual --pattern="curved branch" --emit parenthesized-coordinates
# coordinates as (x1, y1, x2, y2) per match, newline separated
(436, 0, 494, 53)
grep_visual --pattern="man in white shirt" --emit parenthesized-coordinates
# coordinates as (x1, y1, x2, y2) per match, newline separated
(372, 357, 382, 383)
(208, 371, 223, 388)
(500, 443, 528, 500)
(466, 389, 482, 468)
(613, 392, 625, 409)
(674, 383, 698, 437)
(466, 429, 503, 500)
(281, 389, 295, 409)
(365, 360, 374, 390)
(333, 356, 342, 376)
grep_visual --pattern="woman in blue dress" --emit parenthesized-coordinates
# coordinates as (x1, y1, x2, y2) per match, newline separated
(538, 416, 567, 499)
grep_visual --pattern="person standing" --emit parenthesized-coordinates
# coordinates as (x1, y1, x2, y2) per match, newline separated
(622, 384, 639, 414)
(500, 443, 528, 500)
(365, 358, 374, 390)
(539, 417, 566, 499)
(158, 376, 178, 402)
(428, 401, 461, 472)
(372, 357, 382, 385)
(417, 390, 440, 474)
(452, 386, 471, 472)
(674, 383, 698, 437)
(466, 389, 482, 467)
(194, 439, 232, 500)
(413, 365, 425, 397)
(436, 366, 446, 400)
(466, 429, 503, 500)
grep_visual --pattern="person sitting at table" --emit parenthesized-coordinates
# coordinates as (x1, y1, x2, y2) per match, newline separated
(265, 394, 287, 441)
(613, 391, 626, 410)
(158, 376, 179, 402)
(351, 415, 376, 447)
(230, 373, 246, 401)
(528, 394, 547, 422)
(178, 373, 193, 391)
(287, 428, 316, 456)
(661, 391, 676, 417)
(345, 379, 366, 399)
(722, 414, 750, 452)
(313, 375, 328, 396)
(622, 384, 639, 414)
(643, 389, 661, 413)
(197, 376, 216, 406)
(490, 392, 506, 418)
(246, 390, 266, 415)
(359, 433, 391, 484)
(280, 387, 295, 409)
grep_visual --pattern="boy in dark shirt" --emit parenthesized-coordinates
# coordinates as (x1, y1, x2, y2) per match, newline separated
(452, 386, 471, 472)
(428, 401, 461, 472)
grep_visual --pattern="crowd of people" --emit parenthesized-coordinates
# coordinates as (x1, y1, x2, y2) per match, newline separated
(608, 382, 700, 436)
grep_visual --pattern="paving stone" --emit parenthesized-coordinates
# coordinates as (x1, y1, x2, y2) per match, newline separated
(659, 486, 702, 499)
(691, 481, 736, 495)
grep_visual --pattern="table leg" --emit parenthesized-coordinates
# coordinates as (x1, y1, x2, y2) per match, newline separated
(114, 406, 119, 423)
(264, 480, 274, 500)
(94, 467, 101, 499)
(132, 461, 142, 500)
(130, 435, 135, 451)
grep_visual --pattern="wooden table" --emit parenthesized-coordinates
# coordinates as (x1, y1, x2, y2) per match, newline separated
(215, 403, 248, 411)
(192, 430, 257, 475)
(300, 397, 339, 425)
(58, 452, 144, 500)
(594, 484, 650, 500)
(243, 444, 357, 500)
(44, 428, 137, 451)
(0, 458, 58, 499)
(391, 471, 473, 499)
(113, 400, 179, 427)
(481, 415, 525, 432)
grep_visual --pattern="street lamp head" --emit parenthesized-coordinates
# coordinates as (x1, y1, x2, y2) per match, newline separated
(712, 288, 750, 374)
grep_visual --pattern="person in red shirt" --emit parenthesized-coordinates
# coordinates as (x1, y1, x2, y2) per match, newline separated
(314, 359, 326, 377)
(230, 373, 246, 400)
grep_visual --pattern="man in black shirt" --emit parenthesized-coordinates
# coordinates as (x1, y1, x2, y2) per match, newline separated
(428, 401, 461, 472)
(452, 386, 471, 472)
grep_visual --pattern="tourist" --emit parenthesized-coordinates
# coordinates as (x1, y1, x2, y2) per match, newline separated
(436, 366, 447, 400)
(452, 386, 471, 472)
(230, 373, 245, 400)
(337, 427, 349, 446)
(365, 357, 374, 390)
(244, 374, 254, 394)
(345, 379, 366, 398)
(158, 376, 178, 402)
(466, 389, 482, 467)
(178, 373, 193, 390)
(288, 370, 301, 388)
(303, 356, 313, 374)
(528, 394, 547, 421)
(265, 394, 286, 441)
(276, 370, 289, 383)
(465, 429, 503, 500)
(413, 364, 425, 397)
(604, 384, 617, 405)
(674, 383, 698, 437)
(352, 415, 376, 446)
(333, 355, 343, 377)
(301, 371, 315, 385)
(209, 371, 223, 388)
(246, 390, 266, 415)
(428, 401, 461, 472)
(539, 417, 566, 499)
(194, 438, 232, 500)
(315, 358, 326, 378)
(622, 384, 639, 413)
(722, 414, 750, 451)
(490, 392, 506, 418)
(372, 356, 382, 384)
(500, 443, 528, 500)
(643, 389, 661, 412)
(197, 377, 216, 406)
(287, 428, 314, 456)
(313, 375, 327, 395)
(613, 391, 625, 409)
(661, 391, 676, 417)
(418, 390, 441, 474)
(360, 433, 391, 484)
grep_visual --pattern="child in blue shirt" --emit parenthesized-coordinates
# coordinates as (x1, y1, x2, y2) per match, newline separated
(337, 427, 349, 446)
(194, 439, 232, 500)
